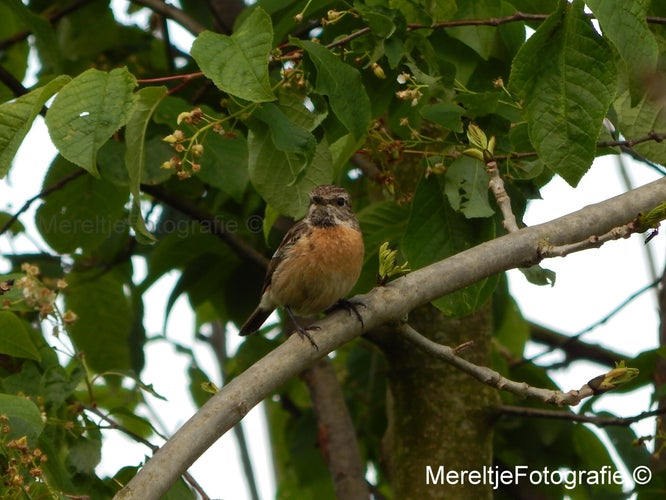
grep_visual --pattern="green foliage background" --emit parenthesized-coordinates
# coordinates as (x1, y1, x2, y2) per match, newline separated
(0, 0, 665, 498)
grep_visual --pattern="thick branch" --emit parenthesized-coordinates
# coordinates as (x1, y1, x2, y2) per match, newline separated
(116, 177, 666, 499)
(301, 361, 369, 499)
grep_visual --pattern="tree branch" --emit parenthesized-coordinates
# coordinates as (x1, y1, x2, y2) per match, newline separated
(116, 177, 666, 499)
(398, 323, 594, 406)
(498, 404, 666, 428)
(139, 183, 269, 269)
(130, 0, 205, 36)
(0, 0, 97, 52)
(302, 360, 369, 499)
(528, 323, 624, 368)
(522, 278, 661, 366)
(86, 406, 210, 499)
(0, 169, 87, 237)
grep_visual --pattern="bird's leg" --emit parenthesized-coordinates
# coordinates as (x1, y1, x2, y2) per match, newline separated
(326, 299, 366, 328)
(285, 306, 320, 351)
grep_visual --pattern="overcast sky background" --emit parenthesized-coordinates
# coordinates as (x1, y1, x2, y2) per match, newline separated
(0, 2, 664, 498)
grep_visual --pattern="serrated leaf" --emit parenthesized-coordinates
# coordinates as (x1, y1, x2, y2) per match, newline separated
(0, 311, 41, 361)
(0, 76, 70, 178)
(0, 394, 44, 446)
(444, 156, 494, 218)
(402, 175, 497, 316)
(586, 0, 658, 106)
(295, 39, 371, 140)
(508, 1, 616, 187)
(248, 127, 333, 218)
(125, 86, 167, 244)
(45, 67, 137, 176)
(190, 8, 275, 103)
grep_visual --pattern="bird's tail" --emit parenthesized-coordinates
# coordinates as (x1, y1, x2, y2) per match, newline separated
(238, 307, 272, 336)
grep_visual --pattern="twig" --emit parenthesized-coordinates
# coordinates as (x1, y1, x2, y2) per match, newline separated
(86, 406, 210, 499)
(485, 152, 519, 233)
(130, 0, 206, 36)
(0, 64, 28, 97)
(528, 323, 624, 368)
(0, 169, 87, 237)
(498, 404, 666, 427)
(535, 207, 664, 259)
(139, 183, 269, 269)
(398, 323, 594, 406)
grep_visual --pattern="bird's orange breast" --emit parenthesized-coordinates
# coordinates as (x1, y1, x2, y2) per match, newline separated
(269, 225, 364, 315)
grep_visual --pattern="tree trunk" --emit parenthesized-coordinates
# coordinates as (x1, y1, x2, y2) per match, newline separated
(380, 302, 497, 499)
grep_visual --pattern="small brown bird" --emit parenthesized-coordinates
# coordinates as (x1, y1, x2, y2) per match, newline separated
(238, 185, 365, 349)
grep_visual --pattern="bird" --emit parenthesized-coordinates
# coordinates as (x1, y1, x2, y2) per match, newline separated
(238, 184, 365, 349)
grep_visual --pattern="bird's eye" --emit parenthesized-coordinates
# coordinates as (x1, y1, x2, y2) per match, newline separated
(335, 197, 347, 207)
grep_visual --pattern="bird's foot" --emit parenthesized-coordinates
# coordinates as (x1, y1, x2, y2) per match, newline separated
(327, 299, 366, 328)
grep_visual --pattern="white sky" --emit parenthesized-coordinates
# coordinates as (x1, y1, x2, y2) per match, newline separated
(1, 1, 665, 498)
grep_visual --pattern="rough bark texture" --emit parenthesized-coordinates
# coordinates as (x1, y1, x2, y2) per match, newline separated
(380, 302, 497, 499)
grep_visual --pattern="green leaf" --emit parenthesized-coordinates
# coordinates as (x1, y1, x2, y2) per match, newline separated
(614, 90, 666, 165)
(447, 0, 517, 61)
(519, 265, 556, 286)
(65, 270, 133, 373)
(125, 86, 167, 244)
(586, 0, 658, 105)
(0, 211, 25, 234)
(419, 102, 465, 133)
(196, 134, 249, 202)
(0, 394, 44, 446)
(35, 156, 128, 254)
(3, 0, 62, 74)
(0, 76, 70, 178)
(295, 39, 371, 140)
(356, 3, 398, 39)
(253, 103, 316, 171)
(45, 67, 137, 176)
(0, 311, 41, 361)
(190, 8, 275, 103)
(444, 156, 494, 218)
(248, 128, 334, 218)
(509, 0, 616, 187)
(402, 175, 497, 316)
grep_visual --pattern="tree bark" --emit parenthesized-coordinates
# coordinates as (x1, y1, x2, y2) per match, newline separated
(380, 303, 496, 499)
